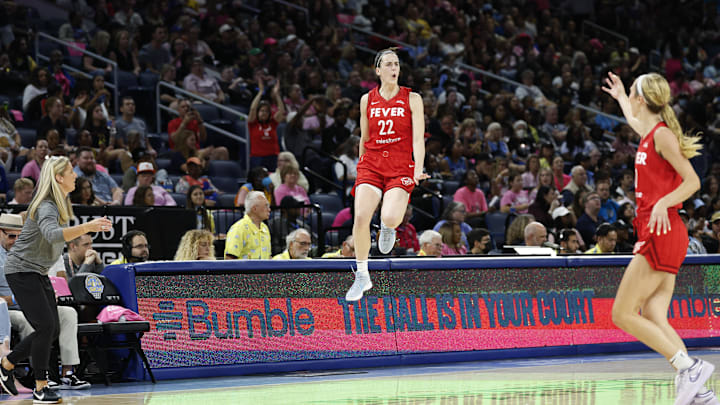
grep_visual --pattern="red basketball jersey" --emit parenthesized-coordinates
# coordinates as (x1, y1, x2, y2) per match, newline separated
(635, 122, 682, 215)
(364, 86, 414, 159)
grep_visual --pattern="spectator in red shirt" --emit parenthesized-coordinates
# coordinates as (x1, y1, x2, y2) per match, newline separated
(396, 205, 419, 253)
(248, 77, 286, 172)
(167, 99, 229, 161)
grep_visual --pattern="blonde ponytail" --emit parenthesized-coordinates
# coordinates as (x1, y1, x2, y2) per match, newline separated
(636, 73, 702, 159)
(659, 104, 702, 159)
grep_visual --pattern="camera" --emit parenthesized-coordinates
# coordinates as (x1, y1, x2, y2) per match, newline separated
(307, 57, 317, 66)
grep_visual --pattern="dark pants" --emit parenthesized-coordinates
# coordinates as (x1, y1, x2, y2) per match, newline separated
(6, 272, 59, 379)
(250, 156, 278, 172)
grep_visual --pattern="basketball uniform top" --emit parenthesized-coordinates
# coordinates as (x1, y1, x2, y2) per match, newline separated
(364, 86, 413, 160)
(635, 122, 682, 215)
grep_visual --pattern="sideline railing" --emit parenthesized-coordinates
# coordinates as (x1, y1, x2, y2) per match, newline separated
(208, 203, 326, 256)
(35, 32, 120, 117)
(457, 62, 628, 126)
(301, 145, 348, 206)
(581, 20, 629, 48)
(155, 81, 250, 174)
(343, 24, 416, 52)
(270, 0, 310, 28)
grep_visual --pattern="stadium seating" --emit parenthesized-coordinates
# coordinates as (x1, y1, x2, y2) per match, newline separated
(309, 193, 343, 215)
(170, 192, 187, 207)
(485, 211, 509, 250)
(217, 193, 236, 208)
(207, 160, 244, 179)
(210, 176, 239, 194)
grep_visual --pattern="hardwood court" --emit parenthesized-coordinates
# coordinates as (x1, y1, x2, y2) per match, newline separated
(1, 350, 718, 404)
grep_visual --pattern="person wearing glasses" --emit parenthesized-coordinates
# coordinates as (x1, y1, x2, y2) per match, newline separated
(417, 230, 443, 257)
(0, 214, 23, 361)
(0, 157, 111, 403)
(272, 229, 312, 260)
(109, 230, 150, 265)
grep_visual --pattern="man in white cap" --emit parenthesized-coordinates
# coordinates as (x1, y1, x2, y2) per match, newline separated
(124, 162, 177, 206)
(0, 214, 90, 390)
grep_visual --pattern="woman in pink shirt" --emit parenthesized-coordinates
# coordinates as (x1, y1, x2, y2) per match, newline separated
(453, 169, 488, 227)
(551, 155, 571, 191)
(21, 139, 49, 183)
(439, 221, 467, 256)
(501, 172, 530, 214)
(273, 164, 310, 214)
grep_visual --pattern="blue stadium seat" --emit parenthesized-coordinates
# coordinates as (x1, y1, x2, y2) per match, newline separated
(214, 210, 243, 234)
(5, 172, 21, 190)
(308, 211, 337, 234)
(309, 193, 343, 215)
(138, 72, 159, 88)
(12, 155, 27, 173)
(155, 158, 171, 172)
(485, 211, 509, 249)
(169, 192, 186, 207)
(207, 160, 243, 179)
(193, 104, 220, 122)
(442, 180, 461, 195)
(217, 193, 236, 208)
(66, 55, 83, 69)
(116, 70, 138, 89)
(223, 104, 249, 118)
(17, 128, 36, 148)
(210, 176, 239, 194)
(111, 174, 124, 188)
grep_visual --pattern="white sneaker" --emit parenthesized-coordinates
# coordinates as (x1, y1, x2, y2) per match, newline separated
(377, 224, 396, 254)
(675, 358, 715, 405)
(345, 270, 372, 301)
(691, 390, 720, 405)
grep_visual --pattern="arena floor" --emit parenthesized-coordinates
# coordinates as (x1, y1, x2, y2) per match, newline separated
(2, 349, 719, 404)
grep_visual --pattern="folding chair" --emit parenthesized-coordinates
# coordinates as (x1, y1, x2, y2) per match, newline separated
(69, 274, 156, 385)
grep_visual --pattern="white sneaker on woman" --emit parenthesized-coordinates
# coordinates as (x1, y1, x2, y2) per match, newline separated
(377, 224, 396, 254)
(675, 358, 715, 405)
(345, 270, 372, 301)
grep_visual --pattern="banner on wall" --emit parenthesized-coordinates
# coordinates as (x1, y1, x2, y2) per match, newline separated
(61, 206, 195, 263)
(135, 264, 720, 369)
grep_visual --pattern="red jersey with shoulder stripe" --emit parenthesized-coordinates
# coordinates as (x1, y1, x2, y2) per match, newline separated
(635, 122, 682, 215)
(365, 86, 413, 159)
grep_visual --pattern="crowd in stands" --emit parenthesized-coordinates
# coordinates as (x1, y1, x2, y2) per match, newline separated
(0, 0, 718, 260)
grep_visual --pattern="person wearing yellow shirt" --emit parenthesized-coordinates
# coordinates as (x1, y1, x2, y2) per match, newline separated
(273, 229, 312, 259)
(584, 223, 617, 254)
(321, 235, 354, 258)
(416, 230, 442, 257)
(225, 191, 271, 259)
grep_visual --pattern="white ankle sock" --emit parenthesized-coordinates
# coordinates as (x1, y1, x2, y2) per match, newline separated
(670, 350, 695, 371)
(356, 260, 368, 274)
(698, 386, 710, 395)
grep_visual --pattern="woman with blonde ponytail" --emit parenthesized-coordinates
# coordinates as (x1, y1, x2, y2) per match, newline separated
(0, 156, 111, 403)
(603, 72, 712, 405)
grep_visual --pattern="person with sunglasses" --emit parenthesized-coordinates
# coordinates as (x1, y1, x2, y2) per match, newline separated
(272, 229, 312, 260)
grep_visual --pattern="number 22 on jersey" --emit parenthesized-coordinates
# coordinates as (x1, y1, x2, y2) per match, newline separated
(378, 120, 395, 136)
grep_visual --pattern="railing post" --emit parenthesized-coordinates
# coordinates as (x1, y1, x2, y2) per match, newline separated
(113, 66, 119, 118)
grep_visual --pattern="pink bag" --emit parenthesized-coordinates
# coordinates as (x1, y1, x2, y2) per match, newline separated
(97, 305, 146, 323)
(50, 276, 72, 297)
